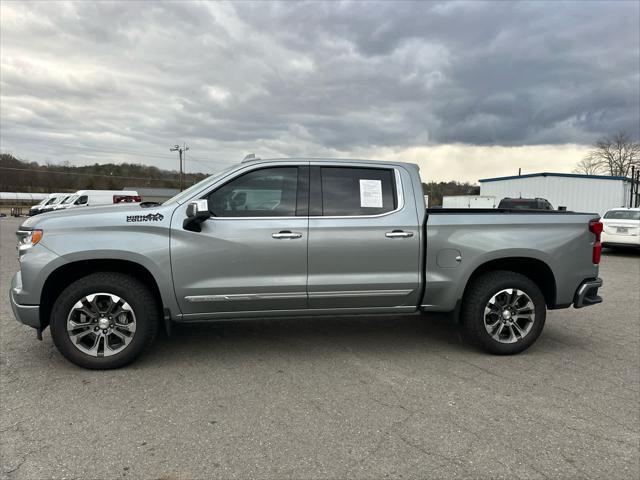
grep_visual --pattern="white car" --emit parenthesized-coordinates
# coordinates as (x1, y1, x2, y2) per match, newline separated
(601, 207, 640, 249)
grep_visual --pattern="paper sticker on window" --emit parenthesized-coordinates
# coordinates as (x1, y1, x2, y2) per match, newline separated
(359, 179, 383, 208)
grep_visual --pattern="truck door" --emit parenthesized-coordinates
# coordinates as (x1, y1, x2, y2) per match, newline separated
(170, 164, 309, 318)
(307, 164, 421, 311)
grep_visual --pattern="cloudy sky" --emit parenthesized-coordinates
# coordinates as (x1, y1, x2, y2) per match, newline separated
(1, 0, 638, 182)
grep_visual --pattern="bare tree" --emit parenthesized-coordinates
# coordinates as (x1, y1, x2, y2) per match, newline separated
(582, 131, 640, 177)
(573, 156, 604, 175)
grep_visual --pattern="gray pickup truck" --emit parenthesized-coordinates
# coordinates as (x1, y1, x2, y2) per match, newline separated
(11, 158, 604, 369)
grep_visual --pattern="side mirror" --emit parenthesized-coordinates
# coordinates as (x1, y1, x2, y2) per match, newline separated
(183, 199, 211, 232)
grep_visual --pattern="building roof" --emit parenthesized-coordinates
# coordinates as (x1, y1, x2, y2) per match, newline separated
(0, 192, 49, 201)
(479, 172, 631, 183)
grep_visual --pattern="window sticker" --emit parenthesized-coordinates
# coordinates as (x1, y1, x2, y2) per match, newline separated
(359, 179, 383, 208)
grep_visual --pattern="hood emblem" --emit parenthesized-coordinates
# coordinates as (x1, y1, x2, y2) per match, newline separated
(126, 213, 164, 223)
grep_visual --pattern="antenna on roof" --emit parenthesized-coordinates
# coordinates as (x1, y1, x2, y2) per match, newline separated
(242, 153, 259, 163)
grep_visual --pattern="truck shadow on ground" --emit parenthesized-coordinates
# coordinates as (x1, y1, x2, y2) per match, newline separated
(144, 313, 468, 365)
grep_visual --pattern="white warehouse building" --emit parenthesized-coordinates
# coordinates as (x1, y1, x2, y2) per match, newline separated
(479, 172, 634, 216)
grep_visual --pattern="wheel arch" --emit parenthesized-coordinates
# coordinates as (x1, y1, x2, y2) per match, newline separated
(40, 259, 167, 332)
(462, 257, 558, 309)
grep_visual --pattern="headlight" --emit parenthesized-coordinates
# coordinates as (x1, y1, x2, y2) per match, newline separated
(16, 229, 43, 255)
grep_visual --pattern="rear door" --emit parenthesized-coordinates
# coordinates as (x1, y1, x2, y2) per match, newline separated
(307, 163, 421, 311)
(170, 163, 310, 318)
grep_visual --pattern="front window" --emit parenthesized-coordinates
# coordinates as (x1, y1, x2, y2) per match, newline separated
(62, 195, 79, 205)
(207, 167, 298, 217)
(604, 210, 640, 220)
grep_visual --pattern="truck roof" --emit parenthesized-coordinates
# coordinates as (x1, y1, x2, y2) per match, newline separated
(240, 157, 420, 170)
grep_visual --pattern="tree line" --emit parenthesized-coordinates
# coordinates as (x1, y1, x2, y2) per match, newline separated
(421, 181, 480, 206)
(0, 154, 207, 193)
(574, 131, 640, 177)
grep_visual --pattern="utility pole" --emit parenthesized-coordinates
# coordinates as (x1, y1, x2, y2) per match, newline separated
(170, 143, 189, 191)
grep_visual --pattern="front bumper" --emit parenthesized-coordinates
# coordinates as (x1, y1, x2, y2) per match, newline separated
(573, 278, 603, 308)
(10, 272, 40, 329)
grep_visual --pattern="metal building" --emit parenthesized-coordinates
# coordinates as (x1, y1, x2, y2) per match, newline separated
(442, 195, 497, 209)
(0, 192, 49, 215)
(479, 173, 635, 216)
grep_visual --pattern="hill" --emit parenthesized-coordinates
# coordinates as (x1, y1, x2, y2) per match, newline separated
(0, 154, 207, 193)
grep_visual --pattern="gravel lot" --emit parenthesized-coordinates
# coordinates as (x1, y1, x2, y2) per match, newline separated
(1, 215, 638, 480)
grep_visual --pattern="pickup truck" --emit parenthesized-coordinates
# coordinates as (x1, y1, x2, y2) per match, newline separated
(10, 158, 604, 369)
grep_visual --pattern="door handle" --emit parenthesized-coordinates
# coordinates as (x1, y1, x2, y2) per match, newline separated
(272, 231, 303, 239)
(385, 230, 414, 238)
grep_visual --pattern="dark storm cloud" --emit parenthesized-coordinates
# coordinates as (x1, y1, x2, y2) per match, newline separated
(0, 0, 638, 170)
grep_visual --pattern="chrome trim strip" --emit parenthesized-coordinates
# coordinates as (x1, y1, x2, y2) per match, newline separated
(308, 289, 413, 298)
(185, 292, 307, 303)
(177, 305, 417, 320)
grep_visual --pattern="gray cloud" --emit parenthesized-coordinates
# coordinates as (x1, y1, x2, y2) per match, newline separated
(0, 0, 638, 172)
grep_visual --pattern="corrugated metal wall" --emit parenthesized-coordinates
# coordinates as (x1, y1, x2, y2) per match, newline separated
(480, 176, 629, 216)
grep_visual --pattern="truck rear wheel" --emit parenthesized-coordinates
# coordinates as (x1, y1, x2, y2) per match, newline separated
(461, 271, 546, 354)
(50, 272, 158, 369)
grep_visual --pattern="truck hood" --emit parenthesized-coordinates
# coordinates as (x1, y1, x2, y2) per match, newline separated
(20, 203, 175, 231)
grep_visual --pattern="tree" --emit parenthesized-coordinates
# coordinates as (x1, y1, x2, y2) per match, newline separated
(580, 131, 640, 177)
(573, 156, 603, 175)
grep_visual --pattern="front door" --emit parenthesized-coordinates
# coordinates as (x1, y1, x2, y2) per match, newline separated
(307, 164, 421, 310)
(171, 164, 309, 319)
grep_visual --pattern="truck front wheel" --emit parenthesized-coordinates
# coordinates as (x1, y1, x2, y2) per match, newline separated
(461, 271, 546, 355)
(49, 272, 159, 369)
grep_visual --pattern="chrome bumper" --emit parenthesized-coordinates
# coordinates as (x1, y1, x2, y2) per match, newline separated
(573, 278, 603, 309)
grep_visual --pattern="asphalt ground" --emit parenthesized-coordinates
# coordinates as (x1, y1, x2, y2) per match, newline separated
(1, 215, 638, 479)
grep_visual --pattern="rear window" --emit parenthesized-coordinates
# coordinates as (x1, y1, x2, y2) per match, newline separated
(604, 210, 640, 220)
(498, 199, 553, 210)
(320, 167, 397, 216)
(498, 199, 538, 209)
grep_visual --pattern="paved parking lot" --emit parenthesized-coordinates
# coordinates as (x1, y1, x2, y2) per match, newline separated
(1, 215, 638, 479)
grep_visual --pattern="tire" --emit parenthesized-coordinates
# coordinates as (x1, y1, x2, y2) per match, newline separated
(50, 272, 159, 369)
(461, 271, 546, 355)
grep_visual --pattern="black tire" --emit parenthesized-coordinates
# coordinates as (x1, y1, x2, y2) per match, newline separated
(461, 270, 546, 355)
(50, 272, 159, 369)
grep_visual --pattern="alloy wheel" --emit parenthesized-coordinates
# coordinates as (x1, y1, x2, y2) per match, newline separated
(66, 293, 137, 357)
(483, 288, 535, 344)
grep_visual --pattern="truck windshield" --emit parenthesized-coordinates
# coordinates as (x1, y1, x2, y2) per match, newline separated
(163, 163, 240, 205)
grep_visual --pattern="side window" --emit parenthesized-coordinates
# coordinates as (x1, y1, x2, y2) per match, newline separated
(208, 167, 298, 217)
(320, 167, 397, 216)
(76, 195, 88, 205)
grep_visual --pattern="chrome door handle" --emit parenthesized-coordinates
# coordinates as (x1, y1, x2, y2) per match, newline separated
(385, 230, 414, 238)
(272, 231, 303, 239)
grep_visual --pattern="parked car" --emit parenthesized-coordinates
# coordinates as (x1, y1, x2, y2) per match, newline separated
(51, 194, 80, 211)
(497, 197, 554, 210)
(39, 194, 75, 214)
(28, 193, 69, 216)
(10, 158, 603, 369)
(601, 207, 640, 249)
(63, 190, 141, 209)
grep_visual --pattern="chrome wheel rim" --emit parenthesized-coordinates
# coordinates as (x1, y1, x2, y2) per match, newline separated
(66, 293, 136, 357)
(483, 288, 535, 344)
